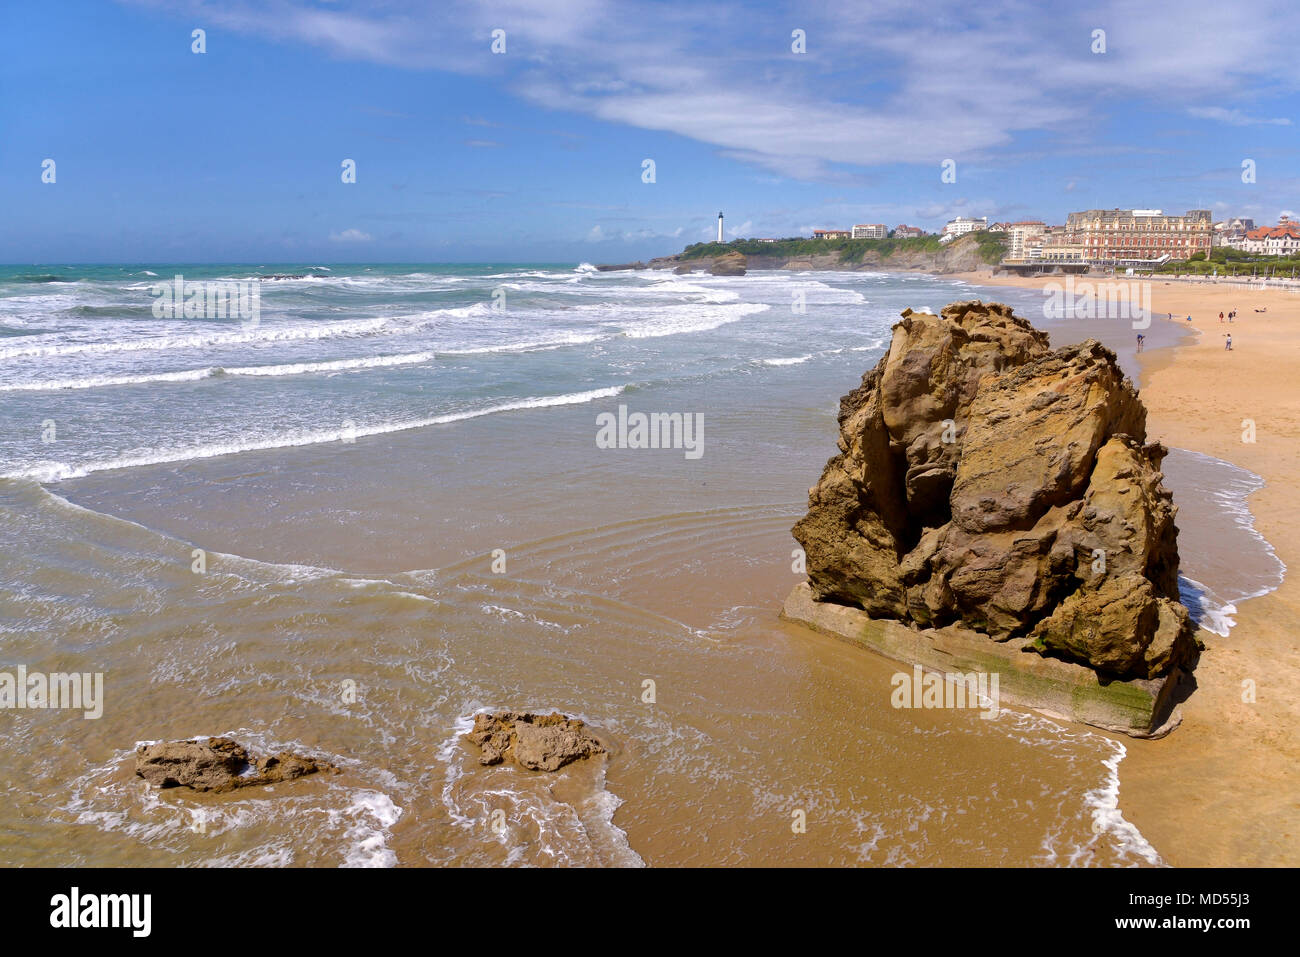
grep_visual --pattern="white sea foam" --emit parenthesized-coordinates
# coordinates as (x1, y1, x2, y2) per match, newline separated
(436, 709, 643, 867)
(619, 302, 769, 339)
(994, 708, 1164, 866)
(337, 790, 403, 868)
(2, 366, 218, 391)
(9, 386, 627, 481)
(1082, 739, 1164, 866)
(0, 351, 441, 391)
(439, 332, 603, 355)
(1166, 448, 1285, 636)
(0, 316, 392, 360)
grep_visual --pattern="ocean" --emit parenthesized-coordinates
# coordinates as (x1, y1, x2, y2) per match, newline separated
(0, 263, 1283, 866)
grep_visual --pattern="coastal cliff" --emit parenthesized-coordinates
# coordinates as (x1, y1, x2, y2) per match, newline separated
(599, 232, 1004, 275)
(782, 300, 1200, 736)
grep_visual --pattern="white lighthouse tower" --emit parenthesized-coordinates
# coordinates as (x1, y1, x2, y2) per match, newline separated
(717, 211, 724, 243)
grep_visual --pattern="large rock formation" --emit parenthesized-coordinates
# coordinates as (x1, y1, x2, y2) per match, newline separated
(464, 711, 606, 771)
(792, 301, 1196, 682)
(709, 251, 747, 275)
(135, 737, 338, 792)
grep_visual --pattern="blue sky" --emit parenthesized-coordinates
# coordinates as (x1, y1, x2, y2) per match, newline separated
(3, 0, 1298, 263)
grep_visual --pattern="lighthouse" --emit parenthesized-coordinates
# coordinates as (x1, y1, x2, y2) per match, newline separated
(717, 211, 724, 243)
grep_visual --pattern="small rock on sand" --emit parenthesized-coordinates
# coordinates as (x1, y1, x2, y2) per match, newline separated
(464, 711, 606, 771)
(134, 737, 338, 792)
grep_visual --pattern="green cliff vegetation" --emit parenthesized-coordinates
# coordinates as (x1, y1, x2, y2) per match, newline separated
(679, 231, 1007, 265)
(971, 231, 1010, 264)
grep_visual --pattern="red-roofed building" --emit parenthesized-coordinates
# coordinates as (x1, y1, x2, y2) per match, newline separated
(1240, 220, 1300, 256)
(893, 225, 925, 238)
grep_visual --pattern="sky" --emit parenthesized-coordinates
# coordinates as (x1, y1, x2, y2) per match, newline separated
(2, 0, 1299, 263)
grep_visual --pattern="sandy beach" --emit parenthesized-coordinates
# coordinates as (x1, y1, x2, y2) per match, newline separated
(956, 270, 1300, 866)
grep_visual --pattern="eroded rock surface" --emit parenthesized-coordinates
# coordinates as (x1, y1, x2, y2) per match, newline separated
(709, 251, 747, 275)
(792, 300, 1197, 679)
(465, 711, 605, 771)
(134, 737, 337, 792)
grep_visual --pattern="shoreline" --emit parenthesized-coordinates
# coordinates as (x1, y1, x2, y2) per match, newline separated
(12, 261, 1295, 866)
(953, 270, 1300, 867)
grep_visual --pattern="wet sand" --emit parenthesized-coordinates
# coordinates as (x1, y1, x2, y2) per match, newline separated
(11, 265, 1290, 867)
(956, 271, 1300, 866)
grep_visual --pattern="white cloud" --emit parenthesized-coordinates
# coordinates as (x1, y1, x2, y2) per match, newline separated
(329, 228, 373, 242)
(126, 0, 1300, 184)
(1187, 107, 1292, 126)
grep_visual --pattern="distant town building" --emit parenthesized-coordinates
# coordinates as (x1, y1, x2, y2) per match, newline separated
(942, 216, 988, 238)
(1214, 216, 1257, 249)
(812, 229, 851, 239)
(988, 222, 1010, 233)
(1216, 216, 1256, 233)
(1064, 208, 1213, 262)
(1006, 221, 1047, 261)
(1038, 227, 1086, 264)
(851, 223, 888, 239)
(1239, 220, 1300, 256)
(1038, 244, 1087, 264)
(752, 238, 779, 243)
(893, 224, 925, 239)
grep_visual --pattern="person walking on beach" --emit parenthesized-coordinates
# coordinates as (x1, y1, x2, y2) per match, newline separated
(1136, 333, 1145, 352)
(1225, 334, 1233, 351)
(1219, 311, 1225, 322)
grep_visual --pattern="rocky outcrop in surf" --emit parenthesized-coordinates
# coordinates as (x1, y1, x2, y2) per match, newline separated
(790, 301, 1198, 683)
(708, 251, 747, 275)
(134, 737, 338, 792)
(465, 711, 606, 771)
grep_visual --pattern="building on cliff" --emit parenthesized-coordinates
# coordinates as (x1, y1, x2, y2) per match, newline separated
(852, 224, 888, 239)
(942, 216, 988, 239)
